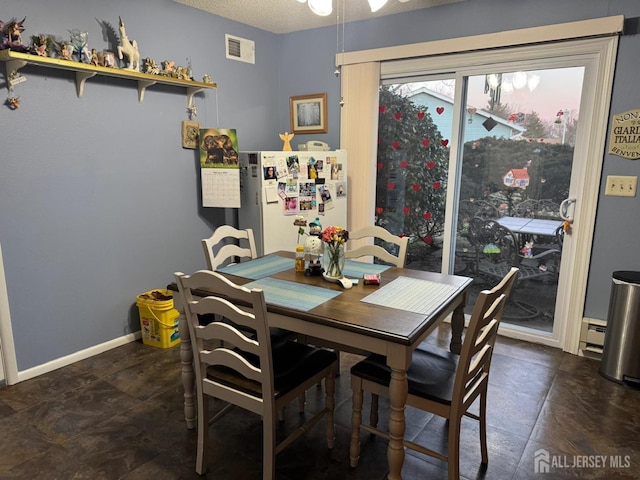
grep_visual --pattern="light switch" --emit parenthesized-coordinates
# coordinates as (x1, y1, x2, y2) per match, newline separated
(605, 175, 638, 197)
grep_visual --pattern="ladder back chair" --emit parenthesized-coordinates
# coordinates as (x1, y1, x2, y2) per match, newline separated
(175, 270, 338, 478)
(202, 225, 257, 271)
(345, 225, 409, 267)
(349, 267, 519, 480)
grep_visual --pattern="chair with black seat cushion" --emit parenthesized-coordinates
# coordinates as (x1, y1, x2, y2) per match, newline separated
(349, 267, 519, 480)
(175, 269, 338, 478)
(345, 225, 409, 267)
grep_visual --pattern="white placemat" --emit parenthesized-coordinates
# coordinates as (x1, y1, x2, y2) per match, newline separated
(361, 276, 460, 315)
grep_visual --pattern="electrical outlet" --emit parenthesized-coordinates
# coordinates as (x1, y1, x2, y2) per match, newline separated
(605, 175, 638, 197)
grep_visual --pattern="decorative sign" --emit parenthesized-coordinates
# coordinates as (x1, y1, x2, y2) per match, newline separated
(609, 109, 640, 160)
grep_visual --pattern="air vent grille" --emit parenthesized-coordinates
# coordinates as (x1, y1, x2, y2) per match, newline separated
(225, 34, 255, 64)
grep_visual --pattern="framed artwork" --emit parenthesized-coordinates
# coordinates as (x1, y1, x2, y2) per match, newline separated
(182, 120, 201, 149)
(290, 93, 327, 134)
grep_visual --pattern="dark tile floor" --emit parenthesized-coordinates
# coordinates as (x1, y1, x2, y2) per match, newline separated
(0, 325, 639, 479)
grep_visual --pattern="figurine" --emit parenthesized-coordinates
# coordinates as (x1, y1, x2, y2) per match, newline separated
(161, 60, 175, 76)
(59, 43, 74, 61)
(6, 96, 20, 110)
(279, 131, 294, 151)
(117, 16, 140, 71)
(202, 74, 212, 84)
(30, 34, 51, 56)
(90, 48, 99, 66)
(0, 17, 29, 52)
(143, 57, 160, 75)
(69, 30, 91, 63)
(520, 241, 534, 258)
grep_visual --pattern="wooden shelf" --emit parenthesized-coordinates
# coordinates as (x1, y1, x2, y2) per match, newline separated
(0, 49, 216, 104)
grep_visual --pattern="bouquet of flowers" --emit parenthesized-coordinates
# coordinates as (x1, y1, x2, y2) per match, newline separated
(321, 226, 349, 278)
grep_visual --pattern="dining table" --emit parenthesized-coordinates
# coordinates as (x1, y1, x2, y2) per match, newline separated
(168, 251, 472, 480)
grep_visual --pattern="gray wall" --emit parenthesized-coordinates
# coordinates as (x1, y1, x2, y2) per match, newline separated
(1, 0, 639, 372)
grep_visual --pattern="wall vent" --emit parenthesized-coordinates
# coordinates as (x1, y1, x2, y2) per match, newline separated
(225, 34, 255, 64)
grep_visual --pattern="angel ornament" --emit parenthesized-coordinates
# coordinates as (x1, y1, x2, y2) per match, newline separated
(279, 131, 294, 151)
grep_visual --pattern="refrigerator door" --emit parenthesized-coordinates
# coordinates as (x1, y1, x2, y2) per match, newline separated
(239, 151, 347, 256)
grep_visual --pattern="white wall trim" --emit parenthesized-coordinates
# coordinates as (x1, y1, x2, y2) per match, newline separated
(0, 244, 19, 385)
(336, 16, 623, 66)
(15, 332, 141, 384)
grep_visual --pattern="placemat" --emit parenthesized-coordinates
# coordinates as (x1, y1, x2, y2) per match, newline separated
(361, 276, 460, 315)
(244, 277, 341, 311)
(342, 260, 390, 278)
(217, 254, 292, 280)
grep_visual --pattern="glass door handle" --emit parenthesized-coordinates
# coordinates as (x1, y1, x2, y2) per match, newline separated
(559, 197, 576, 222)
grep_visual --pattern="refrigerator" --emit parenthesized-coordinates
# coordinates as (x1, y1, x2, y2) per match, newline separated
(238, 150, 348, 256)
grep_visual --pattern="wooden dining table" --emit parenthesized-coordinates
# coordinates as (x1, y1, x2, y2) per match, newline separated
(168, 251, 472, 480)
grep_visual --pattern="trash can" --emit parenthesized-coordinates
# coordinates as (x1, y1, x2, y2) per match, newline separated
(598, 271, 640, 386)
(136, 289, 181, 349)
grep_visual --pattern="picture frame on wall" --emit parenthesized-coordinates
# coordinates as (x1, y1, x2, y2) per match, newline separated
(182, 120, 201, 149)
(290, 93, 327, 134)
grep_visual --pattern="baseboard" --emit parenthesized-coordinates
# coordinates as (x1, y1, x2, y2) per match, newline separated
(15, 331, 141, 383)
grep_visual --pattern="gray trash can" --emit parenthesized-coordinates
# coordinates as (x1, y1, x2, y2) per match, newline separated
(598, 271, 640, 386)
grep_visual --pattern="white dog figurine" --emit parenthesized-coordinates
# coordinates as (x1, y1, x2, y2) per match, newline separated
(117, 16, 140, 71)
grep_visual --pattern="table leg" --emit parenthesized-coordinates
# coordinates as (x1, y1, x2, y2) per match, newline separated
(179, 312, 195, 429)
(386, 353, 409, 480)
(449, 299, 466, 355)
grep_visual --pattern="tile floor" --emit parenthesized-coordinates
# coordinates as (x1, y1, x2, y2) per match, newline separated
(0, 325, 639, 479)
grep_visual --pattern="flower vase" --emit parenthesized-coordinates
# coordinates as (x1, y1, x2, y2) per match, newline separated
(323, 243, 345, 280)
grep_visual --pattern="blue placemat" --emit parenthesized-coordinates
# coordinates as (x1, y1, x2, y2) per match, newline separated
(343, 260, 390, 278)
(244, 277, 341, 311)
(217, 254, 292, 280)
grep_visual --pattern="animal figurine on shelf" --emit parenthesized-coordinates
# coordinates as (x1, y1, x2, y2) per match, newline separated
(117, 16, 140, 71)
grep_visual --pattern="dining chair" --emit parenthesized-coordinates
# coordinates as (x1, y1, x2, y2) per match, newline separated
(349, 267, 519, 480)
(345, 225, 409, 267)
(175, 269, 338, 478)
(201, 224, 299, 416)
(201, 225, 257, 270)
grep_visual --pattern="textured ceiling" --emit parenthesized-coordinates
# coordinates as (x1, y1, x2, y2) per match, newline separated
(174, 0, 464, 34)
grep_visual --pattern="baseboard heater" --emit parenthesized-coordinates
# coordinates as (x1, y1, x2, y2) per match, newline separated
(579, 318, 606, 355)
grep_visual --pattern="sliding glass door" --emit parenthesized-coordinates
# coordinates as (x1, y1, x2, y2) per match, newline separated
(375, 50, 600, 346)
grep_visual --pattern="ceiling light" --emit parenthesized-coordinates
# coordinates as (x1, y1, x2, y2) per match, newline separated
(486, 74, 500, 89)
(512, 71, 527, 90)
(528, 74, 541, 92)
(368, 0, 389, 13)
(308, 0, 332, 16)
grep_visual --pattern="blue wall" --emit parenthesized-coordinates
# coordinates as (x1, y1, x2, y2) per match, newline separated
(1, 0, 639, 372)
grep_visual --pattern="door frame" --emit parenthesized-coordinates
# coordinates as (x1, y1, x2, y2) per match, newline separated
(0, 243, 19, 385)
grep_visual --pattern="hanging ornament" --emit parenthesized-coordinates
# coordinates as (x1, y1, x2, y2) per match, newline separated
(467, 107, 477, 124)
(436, 107, 444, 115)
(6, 96, 20, 110)
(186, 102, 197, 119)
